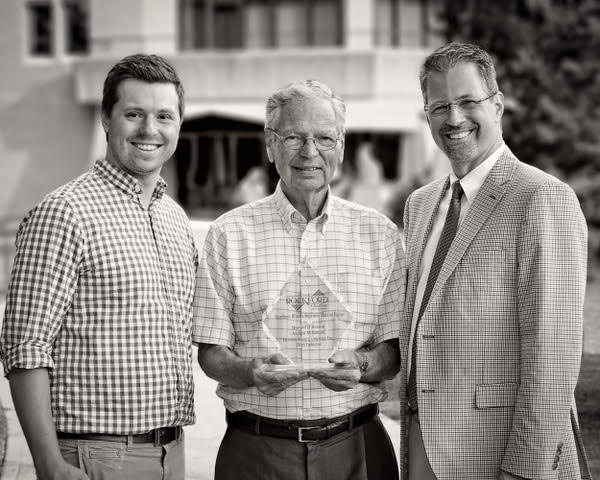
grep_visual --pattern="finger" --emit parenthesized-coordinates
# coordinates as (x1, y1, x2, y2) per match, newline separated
(269, 352, 292, 365)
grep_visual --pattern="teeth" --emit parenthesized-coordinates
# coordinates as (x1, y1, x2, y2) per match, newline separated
(133, 143, 159, 151)
(448, 131, 470, 140)
(296, 167, 319, 171)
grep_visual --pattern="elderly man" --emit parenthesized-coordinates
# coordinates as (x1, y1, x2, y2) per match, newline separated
(193, 80, 405, 480)
(401, 42, 591, 480)
(1, 54, 196, 480)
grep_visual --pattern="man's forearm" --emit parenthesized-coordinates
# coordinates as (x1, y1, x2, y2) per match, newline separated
(9, 368, 64, 475)
(197, 343, 254, 388)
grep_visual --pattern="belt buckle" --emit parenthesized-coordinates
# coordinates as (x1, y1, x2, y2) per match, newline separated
(296, 425, 317, 443)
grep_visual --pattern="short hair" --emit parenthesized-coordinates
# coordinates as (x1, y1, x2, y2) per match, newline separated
(265, 80, 346, 137)
(419, 42, 499, 104)
(101, 53, 185, 119)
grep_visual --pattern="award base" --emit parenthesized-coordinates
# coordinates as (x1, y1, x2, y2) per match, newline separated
(262, 363, 357, 374)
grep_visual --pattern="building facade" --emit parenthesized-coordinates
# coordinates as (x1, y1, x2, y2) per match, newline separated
(0, 0, 447, 222)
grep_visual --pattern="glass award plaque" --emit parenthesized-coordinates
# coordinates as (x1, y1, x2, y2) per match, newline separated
(261, 267, 355, 373)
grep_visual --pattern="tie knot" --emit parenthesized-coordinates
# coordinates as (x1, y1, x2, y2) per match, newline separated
(451, 181, 464, 200)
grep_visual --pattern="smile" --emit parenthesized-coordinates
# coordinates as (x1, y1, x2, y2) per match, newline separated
(445, 131, 472, 140)
(293, 166, 320, 171)
(132, 143, 160, 151)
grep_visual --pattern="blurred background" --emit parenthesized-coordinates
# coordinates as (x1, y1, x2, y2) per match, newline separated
(0, 0, 598, 477)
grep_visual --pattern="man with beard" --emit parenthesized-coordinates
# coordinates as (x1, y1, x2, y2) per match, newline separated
(400, 42, 591, 480)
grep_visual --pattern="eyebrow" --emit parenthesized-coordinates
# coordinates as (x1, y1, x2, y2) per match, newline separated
(430, 94, 479, 105)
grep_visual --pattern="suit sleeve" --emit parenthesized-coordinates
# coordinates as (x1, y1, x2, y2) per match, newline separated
(501, 181, 587, 479)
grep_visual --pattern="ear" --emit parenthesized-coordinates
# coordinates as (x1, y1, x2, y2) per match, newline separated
(266, 145, 274, 164)
(493, 91, 505, 122)
(101, 112, 109, 134)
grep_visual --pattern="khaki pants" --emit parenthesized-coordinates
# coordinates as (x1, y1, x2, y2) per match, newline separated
(58, 434, 185, 480)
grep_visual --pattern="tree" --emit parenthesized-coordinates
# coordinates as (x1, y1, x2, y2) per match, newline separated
(438, 0, 600, 260)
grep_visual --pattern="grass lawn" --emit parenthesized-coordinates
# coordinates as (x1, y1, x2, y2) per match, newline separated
(382, 276, 600, 478)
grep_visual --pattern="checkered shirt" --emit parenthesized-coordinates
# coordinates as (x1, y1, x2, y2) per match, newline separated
(1, 158, 197, 434)
(193, 183, 405, 420)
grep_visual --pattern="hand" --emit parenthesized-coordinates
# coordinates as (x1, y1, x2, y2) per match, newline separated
(40, 459, 90, 480)
(309, 349, 362, 392)
(250, 353, 308, 396)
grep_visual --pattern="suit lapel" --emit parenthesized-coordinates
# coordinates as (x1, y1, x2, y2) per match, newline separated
(425, 150, 518, 311)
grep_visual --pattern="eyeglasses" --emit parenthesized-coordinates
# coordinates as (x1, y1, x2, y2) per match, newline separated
(424, 91, 498, 117)
(266, 128, 340, 151)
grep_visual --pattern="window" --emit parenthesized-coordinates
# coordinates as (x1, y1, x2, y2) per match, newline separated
(27, 2, 53, 56)
(275, 1, 306, 47)
(244, 1, 272, 48)
(311, 0, 341, 46)
(214, 2, 243, 49)
(375, 0, 442, 47)
(64, 0, 89, 54)
(25, 0, 89, 59)
(179, 0, 342, 50)
(398, 0, 422, 47)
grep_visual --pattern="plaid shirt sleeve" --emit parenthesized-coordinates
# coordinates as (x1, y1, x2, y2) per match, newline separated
(502, 181, 587, 478)
(372, 224, 405, 346)
(192, 222, 236, 348)
(1, 195, 84, 375)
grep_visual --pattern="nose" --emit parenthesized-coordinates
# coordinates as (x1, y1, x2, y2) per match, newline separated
(445, 104, 466, 126)
(299, 137, 319, 157)
(139, 116, 158, 136)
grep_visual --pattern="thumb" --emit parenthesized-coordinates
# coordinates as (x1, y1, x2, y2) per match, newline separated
(268, 352, 292, 365)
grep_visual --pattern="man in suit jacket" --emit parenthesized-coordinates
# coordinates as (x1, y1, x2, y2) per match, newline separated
(400, 42, 592, 480)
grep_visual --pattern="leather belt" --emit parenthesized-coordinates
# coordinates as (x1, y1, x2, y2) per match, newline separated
(56, 426, 182, 446)
(226, 403, 378, 443)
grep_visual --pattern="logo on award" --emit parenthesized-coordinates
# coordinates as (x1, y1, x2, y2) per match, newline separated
(286, 289, 329, 312)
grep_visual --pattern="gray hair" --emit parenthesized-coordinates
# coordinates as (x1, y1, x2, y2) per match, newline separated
(265, 80, 346, 136)
(419, 42, 499, 104)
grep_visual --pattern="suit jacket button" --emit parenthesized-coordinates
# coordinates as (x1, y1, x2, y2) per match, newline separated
(552, 462, 558, 470)
(554, 455, 560, 462)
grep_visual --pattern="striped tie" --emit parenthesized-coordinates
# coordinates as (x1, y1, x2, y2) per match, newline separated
(407, 181, 464, 411)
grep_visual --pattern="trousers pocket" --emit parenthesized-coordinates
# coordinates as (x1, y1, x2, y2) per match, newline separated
(79, 441, 125, 475)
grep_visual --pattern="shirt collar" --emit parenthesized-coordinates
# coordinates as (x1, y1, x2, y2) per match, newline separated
(94, 158, 167, 201)
(273, 181, 331, 233)
(449, 142, 506, 203)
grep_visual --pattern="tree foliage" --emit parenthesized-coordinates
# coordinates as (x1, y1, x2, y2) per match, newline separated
(438, 0, 600, 233)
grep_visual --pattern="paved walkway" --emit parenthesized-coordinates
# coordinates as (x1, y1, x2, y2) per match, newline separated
(0, 346, 400, 480)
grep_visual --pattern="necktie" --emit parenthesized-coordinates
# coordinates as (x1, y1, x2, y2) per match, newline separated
(407, 181, 463, 411)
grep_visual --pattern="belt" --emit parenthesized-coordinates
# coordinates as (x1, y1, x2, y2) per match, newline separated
(226, 403, 378, 443)
(56, 426, 182, 446)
